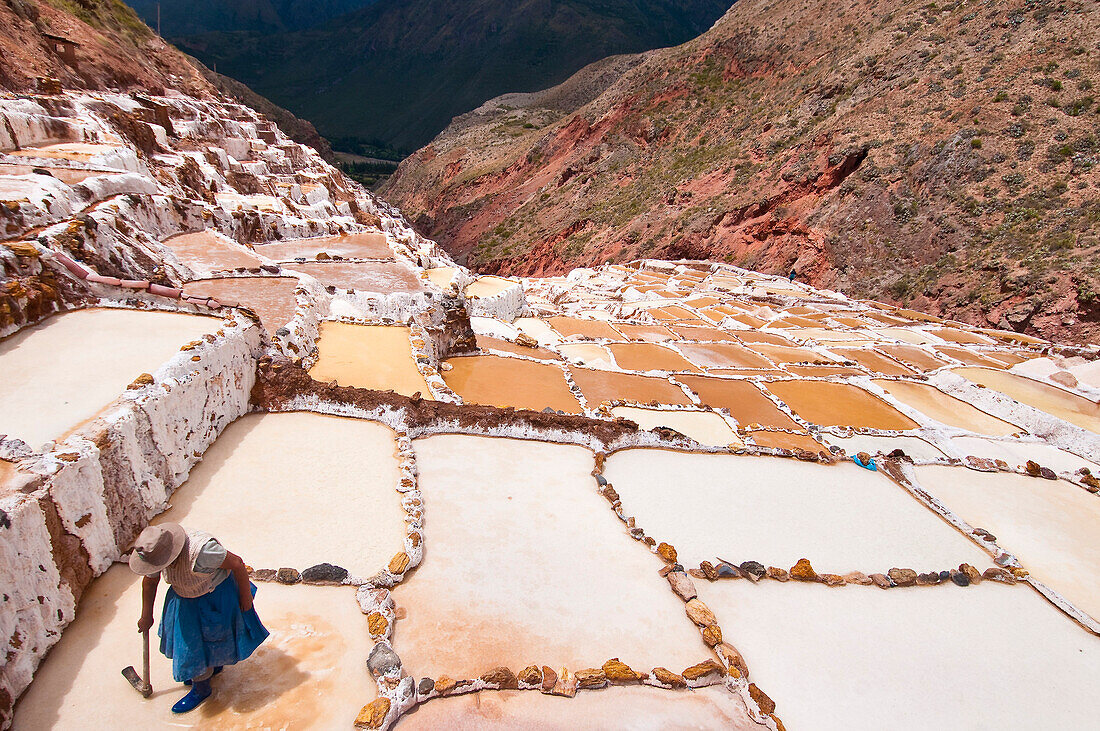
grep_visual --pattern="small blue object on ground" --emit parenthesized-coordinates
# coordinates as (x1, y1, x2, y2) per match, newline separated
(853, 455, 877, 471)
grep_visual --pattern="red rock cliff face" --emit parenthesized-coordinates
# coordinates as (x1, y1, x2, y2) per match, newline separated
(382, 0, 1100, 344)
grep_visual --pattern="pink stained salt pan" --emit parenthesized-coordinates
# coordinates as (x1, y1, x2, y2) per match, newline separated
(254, 231, 393, 260)
(162, 231, 262, 273)
(394, 435, 707, 679)
(181, 277, 299, 333)
(287, 261, 425, 293)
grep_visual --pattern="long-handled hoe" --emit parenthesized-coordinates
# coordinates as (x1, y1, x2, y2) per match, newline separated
(121, 629, 152, 698)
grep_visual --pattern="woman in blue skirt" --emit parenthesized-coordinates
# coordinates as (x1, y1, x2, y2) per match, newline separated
(130, 522, 270, 713)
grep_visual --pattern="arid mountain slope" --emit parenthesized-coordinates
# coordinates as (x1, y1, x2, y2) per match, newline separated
(382, 0, 1100, 343)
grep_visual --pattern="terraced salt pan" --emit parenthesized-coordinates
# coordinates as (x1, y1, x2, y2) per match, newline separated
(606, 342, 701, 373)
(0, 308, 220, 447)
(949, 436, 1098, 473)
(824, 433, 945, 461)
(569, 367, 692, 409)
(464, 275, 518, 298)
(667, 325, 739, 342)
(475, 334, 560, 361)
(832, 348, 915, 376)
(699, 581, 1098, 731)
(513, 317, 563, 346)
(424, 266, 457, 288)
(443, 355, 581, 413)
(162, 231, 262, 273)
(765, 381, 919, 431)
(675, 342, 773, 370)
(873, 328, 940, 345)
(557, 343, 615, 369)
(401, 685, 755, 729)
(288, 261, 425, 294)
(936, 346, 1010, 369)
(548, 316, 621, 340)
(0, 163, 115, 184)
(309, 322, 433, 398)
(603, 449, 991, 572)
(396, 436, 705, 678)
(750, 344, 835, 364)
(954, 368, 1100, 434)
(182, 277, 298, 333)
(747, 430, 828, 452)
(610, 407, 741, 447)
(156, 412, 405, 577)
(255, 231, 393, 260)
(14, 566, 374, 729)
(784, 365, 865, 377)
(610, 322, 675, 342)
(915, 465, 1100, 621)
(872, 379, 1021, 436)
(876, 344, 949, 371)
(676, 376, 801, 430)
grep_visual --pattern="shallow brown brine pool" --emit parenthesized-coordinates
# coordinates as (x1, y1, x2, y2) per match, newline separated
(254, 231, 393, 260)
(606, 342, 701, 372)
(676, 375, 802, 430)
(832, 348, 915, 376)
(475, 334, 561, 361)
(872, 379, 1021, 436)
(954, 368, 1100, 433)
(610, 322, 676, 342)
(182, 277, 299, 332)
(163, 231, 262, 272)
(443, 355, 581, 412)
(288, 261, 424, 293)
(309, 322, 434, 398)
(569, 367, 693, 408)
(765, 381, 919, 430)
(676, 342, 774, 369)
(548, 316, 621, 340)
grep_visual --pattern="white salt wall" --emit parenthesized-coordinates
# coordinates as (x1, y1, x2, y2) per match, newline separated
(0, 320, 261, 722)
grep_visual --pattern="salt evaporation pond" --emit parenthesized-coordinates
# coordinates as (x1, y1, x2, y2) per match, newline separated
(606, 342, 701, 373)
(156, 412, 406, 577)
(395, 436, 705, 678)
(556, 343, 616, 369)
(611, 322, 675, 342)
(475, 334, 560, 361)
(915, 465, 1100, 621)
(14, 566, 374, 729)
(0, 308, 220, 447)
(824, 433, 945, 461)
(464, 275, 517, 298)
(309, 322, 434, 398)
(676, 376, 801, 430)
(288, 261, 424, 293)
(871, 379, 1021, 435)
(675, 342, 774, 369)
(443, 354, 581, 412)
(255, 231, 393, 260)
(698, 581, 1098, 731)
(162, 231, 262, 273)
(548, 316, 621, 340)
(765, 381, 919, 430)
(181, 277, 299, 333)
(949, 436, 1097, 473)
(568, 367, 692, 408)
(832, 348, 915, 376)
(610, 407, 742, 447)
(954, 367, 1100, 433)
(400, 685, 755, 730)
(603, 449, 991, 572)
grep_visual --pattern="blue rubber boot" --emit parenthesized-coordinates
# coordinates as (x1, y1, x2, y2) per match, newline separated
(172, 679, 212, 713)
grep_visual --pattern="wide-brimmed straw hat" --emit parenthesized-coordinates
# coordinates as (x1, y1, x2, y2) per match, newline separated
(128, 523, 187, 575)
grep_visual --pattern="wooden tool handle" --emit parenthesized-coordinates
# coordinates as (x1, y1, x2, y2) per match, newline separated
(142, 628, 150, 691)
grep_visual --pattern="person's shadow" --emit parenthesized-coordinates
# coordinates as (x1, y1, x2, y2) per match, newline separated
(192, 644, 310, 718)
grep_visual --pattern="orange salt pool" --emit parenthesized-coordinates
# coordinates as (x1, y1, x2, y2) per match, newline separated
(936, 346, 1010, 369)
(646, 305, 696, 320)
(309, 322, 434, 398)
(547, 316, 621, 340)
(832, 348, 916, 376)
(287, 261, 425, 293)
(872, 379, 1022, 436)
(873, 327, 940, 345)
(475, 334, 561, 361)
(677, 375, 802, 430)
(425, 267, 458, 288)
(675, 342, 774, 369)
(765, 381, 919, 430)
(569, 367, 692, 408)
(877, 344, 949, 372)
(182, 277, 299, 332)
(784, 365, 867, 377)
(610, 323, 676, 342)
(606, 342, 701, 372)
(733, 331, 796, 346)
(254, 231, 393, 260)
(464, 276, 519, 298)
(163, 231, 262, 272)
(932, 328, 994, 345)
(769, 316, 821, 329)
(751, 344, 836, 364)
(668, 325, 740, 342)
(443, 355, 581, 412)
(954, 368, 1100, 433)
(0, 164, 117, 184)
